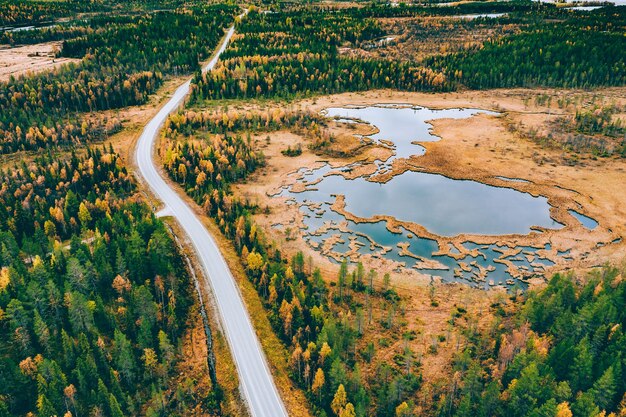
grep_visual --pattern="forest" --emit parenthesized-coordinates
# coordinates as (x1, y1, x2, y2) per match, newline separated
(345, 1, 539, 18)
(0, 147, 220, 417)
(0, 0, 203, 28)
(432, 7, 626, 89)
(192, 4, 626, 104)
(442, 269, 626, 417)
(2, 1, 625, 416)
(0, 5, 236, 154)
(0, 0, 93, 27)
(191, 8, 449, 102)
(1, 24, 92, 46)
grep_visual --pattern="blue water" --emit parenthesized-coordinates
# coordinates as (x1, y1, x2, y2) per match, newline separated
(568, 209, 598, 230)
(298, 170, 562, 236)
(278, 105, 567, 288)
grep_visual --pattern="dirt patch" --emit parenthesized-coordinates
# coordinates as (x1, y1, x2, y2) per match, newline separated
(0, 42, 78, 81)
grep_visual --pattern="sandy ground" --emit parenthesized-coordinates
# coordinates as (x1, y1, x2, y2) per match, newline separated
(0, 42, 78, 81)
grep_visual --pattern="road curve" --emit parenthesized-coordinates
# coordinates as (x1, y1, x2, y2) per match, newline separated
(135, 22, 289, 417)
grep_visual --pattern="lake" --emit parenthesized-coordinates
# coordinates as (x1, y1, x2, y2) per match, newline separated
(277, 105, 565, 288)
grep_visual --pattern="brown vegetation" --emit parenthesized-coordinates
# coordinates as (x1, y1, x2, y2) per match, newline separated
(0, 41, 77, 82)
(340, 16, 521, 61)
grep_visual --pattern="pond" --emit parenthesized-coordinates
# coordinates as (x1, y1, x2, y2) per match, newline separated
(535, 0, 626, 5)
(287, 168, 561, 236)
(325, 105, 497, 166)
(568, 209, 598, 230)
(277, 104, 565, 288)
(569, 5, 603, 10)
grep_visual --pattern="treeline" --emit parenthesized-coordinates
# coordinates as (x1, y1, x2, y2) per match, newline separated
(194, 53, 448, 100)
(0, 0, 202, 28)
(0, 148, 218, 417)
(0, 0, 93, 27)
(164, 107, 326, 136)
(162, 116, 426, 416)
(430, 8, 626, 89)
(192, 9, 449, 102)
(0, 25, 93, 47)
(438, 269, 626, 417)
(197, 5, 626, 101)
(0, 6, 236, 154)
(344, 1, 539, 18)
(258, 1, 540, 19)
(0, 13, 135, 46)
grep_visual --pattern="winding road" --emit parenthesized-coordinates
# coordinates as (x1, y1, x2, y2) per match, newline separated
(134, 21, 289, 417)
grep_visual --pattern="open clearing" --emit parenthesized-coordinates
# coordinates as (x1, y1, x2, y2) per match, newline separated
(0, 41, 78, 81)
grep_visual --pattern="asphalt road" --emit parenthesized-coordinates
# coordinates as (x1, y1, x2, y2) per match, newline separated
(134, 23, 289, 417)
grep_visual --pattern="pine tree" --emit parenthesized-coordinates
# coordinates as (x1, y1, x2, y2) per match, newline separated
(114, 330, 135, 383)
(591, 366, 616, 411)
(37, 394, 57, 417)
(109, 394, 125, 417)
(570, 338, 593, 392)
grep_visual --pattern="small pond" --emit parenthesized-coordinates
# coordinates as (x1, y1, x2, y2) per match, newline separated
(568, 209, 598, 230)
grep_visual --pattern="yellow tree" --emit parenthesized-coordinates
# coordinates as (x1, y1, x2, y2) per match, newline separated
(312, 368, 325, 401)
(340, 403, 356, 417)
(246, 251, 264, 272)
(279, 299, 293, 336)
(196, 171, 207, 188)
(142, 348, 158, 378)
(319, 342, 332, 366)
(178, 163, 187, 184)
(0, 267, 10, 292)
(556, 402, 573, 417)
(290, 344, 303, 378)
(396, 402, 411, 417)
(78, 202, 91, 227)
(331, 384, 347, 416)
